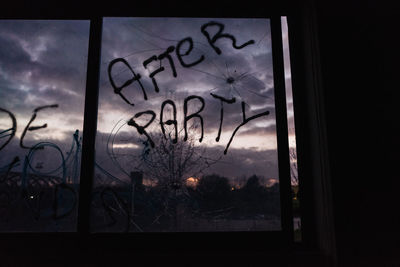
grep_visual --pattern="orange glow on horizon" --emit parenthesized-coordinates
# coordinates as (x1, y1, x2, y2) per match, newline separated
(186, 177, 199, 187)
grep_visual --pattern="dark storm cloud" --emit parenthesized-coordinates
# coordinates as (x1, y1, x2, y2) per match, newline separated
(0, 20, 90, 178)
(0, 21, 89, 85)
(0, 34, 36, 74)
(99, 18, 271, 89)
(98, 18, 276, 144)
(0, 20, 89, 117)
(0, 77, 30, 112)
(95, 129, 141, 148)
(204, 146, 279, 179)
(239, 123, 277, 136)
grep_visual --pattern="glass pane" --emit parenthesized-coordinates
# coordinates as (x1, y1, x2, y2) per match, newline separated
(93, 17, 280, 232)
(0, 20, 90, 231)
(281, 16, 301, 241)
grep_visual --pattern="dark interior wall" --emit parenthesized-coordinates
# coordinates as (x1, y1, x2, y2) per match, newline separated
(315, 1, 400, 266)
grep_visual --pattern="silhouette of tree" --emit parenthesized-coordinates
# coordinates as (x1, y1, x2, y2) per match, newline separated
(139, 131, 220, 194)
(243, 175, 261, 191)
(137, 130, 221, 229)
(196, 174, 231, 211)
(238, 175, 263, 216)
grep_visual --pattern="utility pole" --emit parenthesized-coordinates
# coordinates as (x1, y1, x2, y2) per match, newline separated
(130, 171, 143, 231)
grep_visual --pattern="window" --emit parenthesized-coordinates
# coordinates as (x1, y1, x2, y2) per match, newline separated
(0, 7, 334, 261)
(92, 17, 283, 232)
(0, 20, 90, 231)
(0, 17, 295, 238)
(281, 16, 301, 241)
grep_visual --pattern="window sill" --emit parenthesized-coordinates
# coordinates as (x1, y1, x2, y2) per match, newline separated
(0, 233, 333, 266)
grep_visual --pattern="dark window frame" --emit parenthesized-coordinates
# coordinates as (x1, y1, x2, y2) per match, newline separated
(0, 1, 336, 265)
(76, 15, 294, 248)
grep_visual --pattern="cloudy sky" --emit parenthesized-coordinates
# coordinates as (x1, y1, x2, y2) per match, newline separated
(0, 20, 89, 179)
(0, 18, 294, 186)
(95, 17, 279, 184)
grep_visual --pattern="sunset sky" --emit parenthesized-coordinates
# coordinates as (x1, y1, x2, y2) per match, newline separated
(0, 18, 294, 185)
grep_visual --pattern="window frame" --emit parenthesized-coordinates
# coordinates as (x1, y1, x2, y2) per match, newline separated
(0, 1, 336, 264)
(77, 14, 293, 248)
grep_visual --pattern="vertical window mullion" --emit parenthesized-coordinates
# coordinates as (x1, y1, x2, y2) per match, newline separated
(271, 15, 294, 244)
(77, 17, 103, 234)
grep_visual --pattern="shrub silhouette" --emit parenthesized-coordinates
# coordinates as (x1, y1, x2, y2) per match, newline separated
(196, 174, 231, 211)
